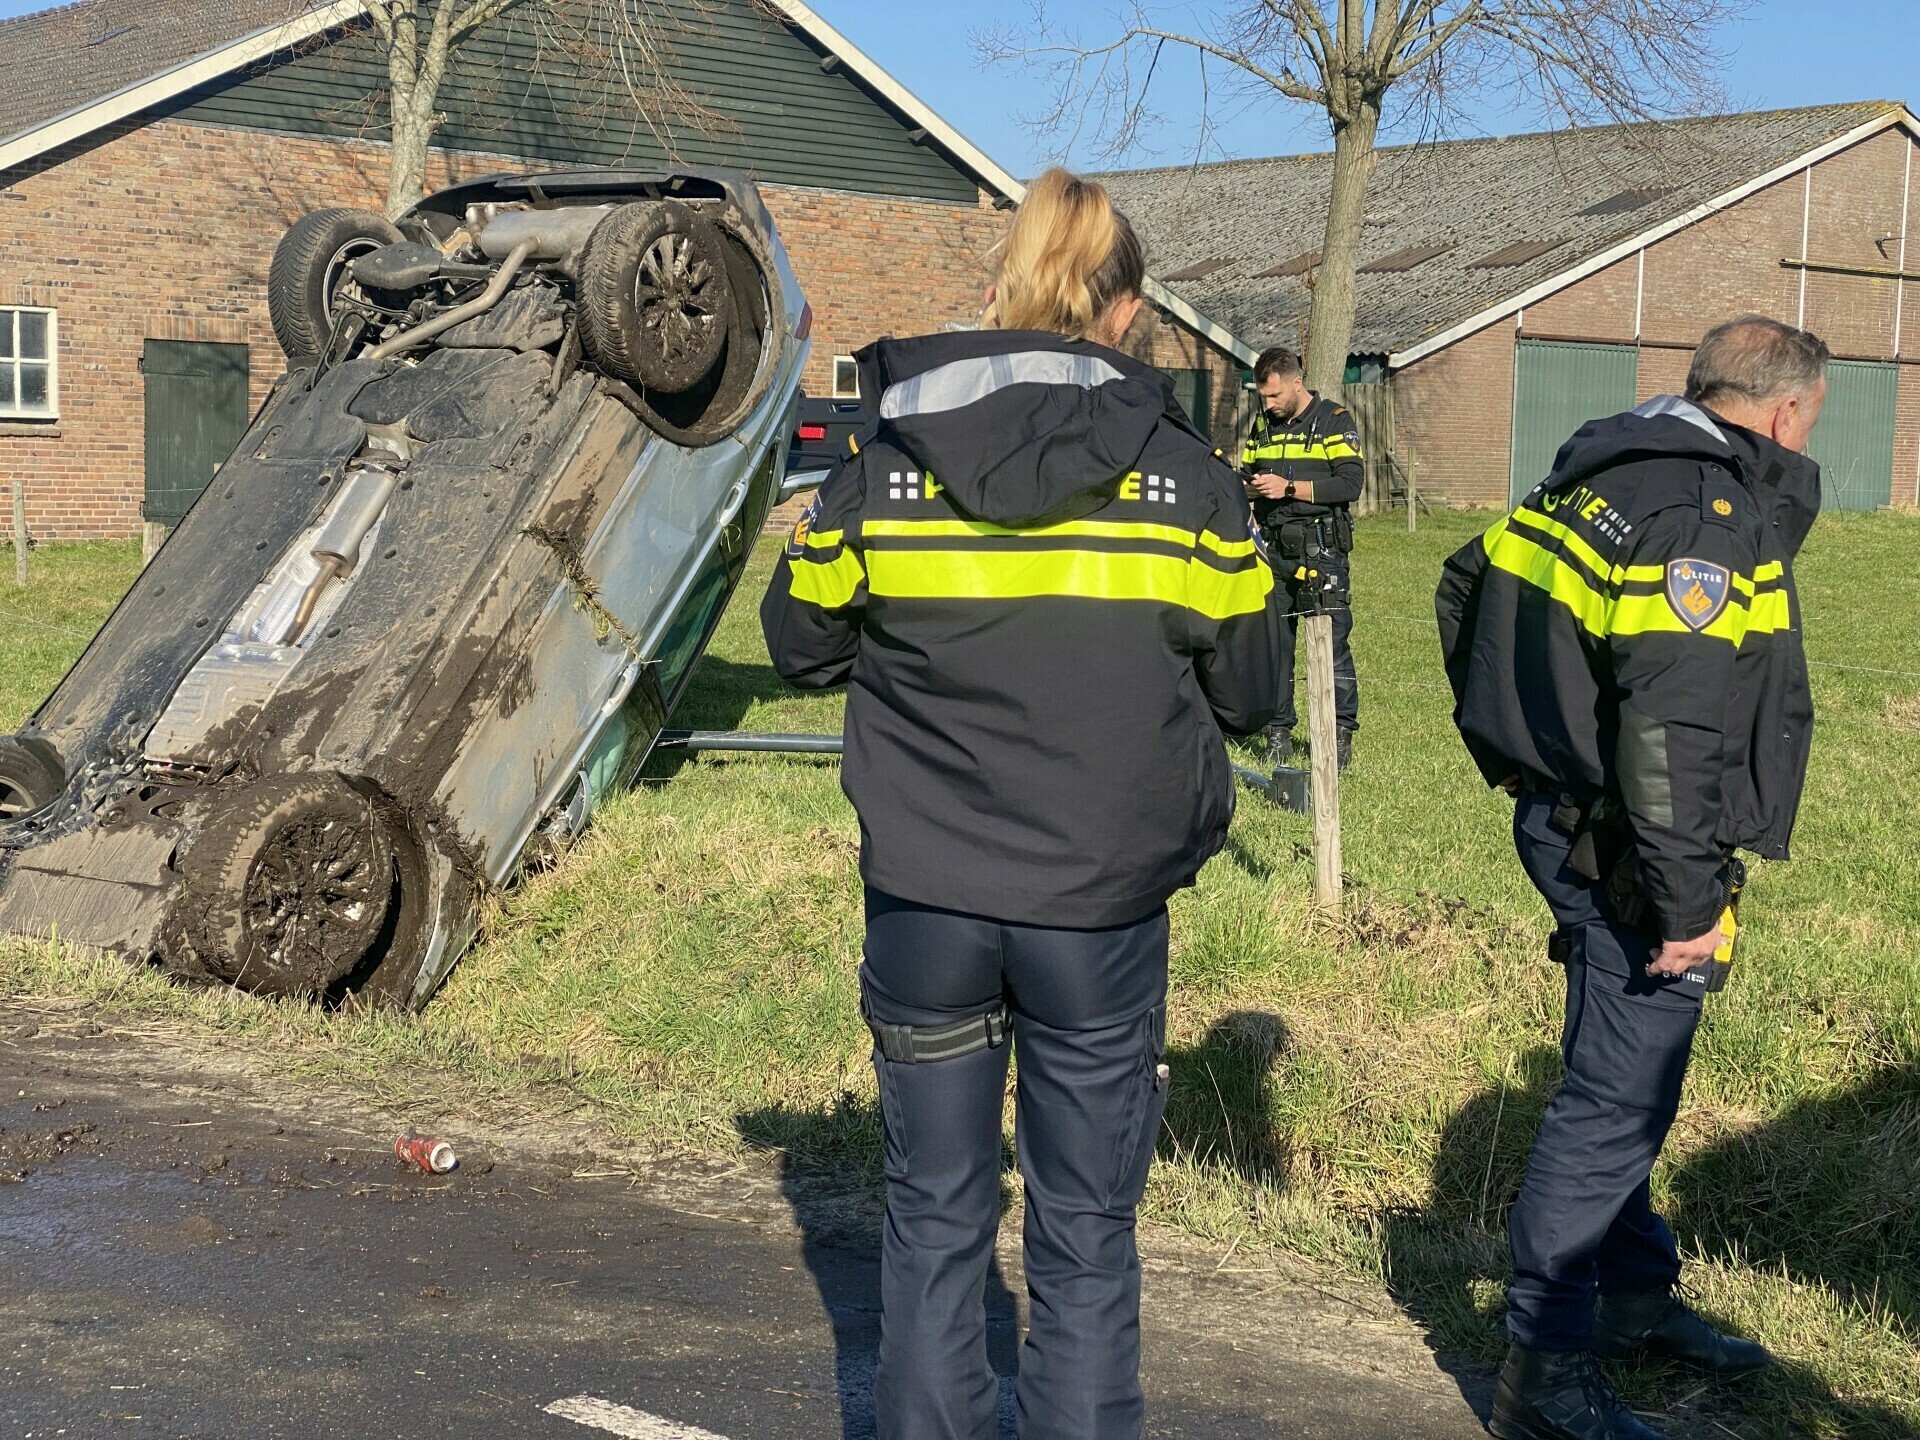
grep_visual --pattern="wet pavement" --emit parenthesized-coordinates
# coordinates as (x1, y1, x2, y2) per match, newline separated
(0, 1023, 1489, 1439)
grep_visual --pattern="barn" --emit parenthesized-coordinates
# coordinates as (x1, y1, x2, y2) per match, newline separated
(0, 0, 1248, 541)
(1102, 101, 1920, 510)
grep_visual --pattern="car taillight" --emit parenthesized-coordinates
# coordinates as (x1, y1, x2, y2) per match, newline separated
(797, 423, 827, 441)
(795, 302, 813, 341)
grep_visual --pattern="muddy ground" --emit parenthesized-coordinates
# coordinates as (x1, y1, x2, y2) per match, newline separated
(0, 1014, 1490, 1439)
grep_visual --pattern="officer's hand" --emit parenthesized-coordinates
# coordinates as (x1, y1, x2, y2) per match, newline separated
(1647, 923, 1728, 977)
(1247, 472, 1290, 498)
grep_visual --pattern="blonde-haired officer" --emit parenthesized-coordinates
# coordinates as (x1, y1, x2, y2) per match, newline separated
(762, 169, 1283, 1440)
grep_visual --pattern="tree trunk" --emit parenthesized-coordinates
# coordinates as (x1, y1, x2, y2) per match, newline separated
(1304, 100, 1380, 399)
(386, 96, 433, 217)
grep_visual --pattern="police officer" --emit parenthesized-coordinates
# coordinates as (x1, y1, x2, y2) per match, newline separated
(1435, 315, 1826, 1440)
(761, 169, 1281, 1440)
(1241, 345, 1364, 766)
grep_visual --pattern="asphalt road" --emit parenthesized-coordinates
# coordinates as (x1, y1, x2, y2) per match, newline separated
(0, 1024, 1490, 1440)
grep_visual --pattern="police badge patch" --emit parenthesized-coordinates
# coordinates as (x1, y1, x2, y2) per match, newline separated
(1665, 557, 1731, 630)
(786, 494, 822, 558)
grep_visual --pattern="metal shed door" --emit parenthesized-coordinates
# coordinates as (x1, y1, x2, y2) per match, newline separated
(142, 340, 251, 527)
(1510, 340, 1639, 505)
(1807, 359, 1896, 511)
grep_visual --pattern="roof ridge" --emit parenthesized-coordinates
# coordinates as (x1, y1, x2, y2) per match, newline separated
(1092, 99, 1906, 179)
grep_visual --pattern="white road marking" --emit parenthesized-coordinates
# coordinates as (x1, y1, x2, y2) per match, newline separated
(543, 1395, 733, 1439)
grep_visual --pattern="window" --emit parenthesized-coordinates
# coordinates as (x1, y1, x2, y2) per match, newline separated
(0, 307, 57, 420)
(831, 355, 860, 399)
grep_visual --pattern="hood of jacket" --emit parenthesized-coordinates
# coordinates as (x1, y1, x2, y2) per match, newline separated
(1543, 394, 1822, 556)
(856, 330, 1181, 528)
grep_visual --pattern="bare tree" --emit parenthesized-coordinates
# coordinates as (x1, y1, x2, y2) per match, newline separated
(981, 1, 1750, 394)
(357, 0, 725, 215)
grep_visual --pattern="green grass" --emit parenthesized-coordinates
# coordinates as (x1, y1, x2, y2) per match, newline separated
(5, 512, 1919, 1437)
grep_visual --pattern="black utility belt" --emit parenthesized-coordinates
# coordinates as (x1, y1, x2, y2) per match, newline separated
(1263, 508, 1353, 556)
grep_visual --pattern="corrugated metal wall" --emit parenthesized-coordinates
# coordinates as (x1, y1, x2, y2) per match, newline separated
(1809, 360, 1897, 511)
(1509, 339, 1639, 504)
(168, 1, 980, 203)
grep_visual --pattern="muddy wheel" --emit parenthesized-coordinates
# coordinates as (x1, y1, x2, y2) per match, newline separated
(578, 201, 734, 393)
(268, 208, 406, 361)
(0, 736, 65, 821)
(178, 775, 395, 998)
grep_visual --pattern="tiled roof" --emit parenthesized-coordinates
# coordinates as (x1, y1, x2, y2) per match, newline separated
(1095, 101, 1906, 358)
(0, 0, 319, 147)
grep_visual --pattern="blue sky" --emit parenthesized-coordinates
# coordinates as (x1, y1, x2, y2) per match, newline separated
(3, 0, 1913, 173)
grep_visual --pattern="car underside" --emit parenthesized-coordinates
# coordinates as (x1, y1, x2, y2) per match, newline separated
(0, 166, 811, 1010)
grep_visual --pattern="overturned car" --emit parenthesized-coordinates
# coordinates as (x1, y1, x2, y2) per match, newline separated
(0, 167, 810, 1009)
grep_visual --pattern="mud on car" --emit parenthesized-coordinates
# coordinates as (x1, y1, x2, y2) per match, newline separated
(0, 167, 811, 1009)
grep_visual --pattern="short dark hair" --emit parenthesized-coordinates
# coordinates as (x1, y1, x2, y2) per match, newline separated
(1253, 346, 1302, 384)
(1685, 315, 1829, 408)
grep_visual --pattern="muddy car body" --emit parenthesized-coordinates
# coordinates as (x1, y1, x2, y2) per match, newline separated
(0, 167, 809, 1008)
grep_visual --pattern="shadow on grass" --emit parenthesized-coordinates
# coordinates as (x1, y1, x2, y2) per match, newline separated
(1379, 1048, 1920, 1438)
(735, 1094, 1021, 1439)
(645, 654, 842, 782)
(1158, 1009, 1291, 1183)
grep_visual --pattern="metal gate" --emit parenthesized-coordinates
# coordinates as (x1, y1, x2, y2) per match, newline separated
(142, 340, 251, 527)
(1509, 340, 1639, 505)
(1808, 359, 1897, 511)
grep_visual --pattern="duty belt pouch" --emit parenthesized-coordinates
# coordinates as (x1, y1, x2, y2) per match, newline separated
(1270, 518, 1314, 561)
(1330, 508, 1354, 553)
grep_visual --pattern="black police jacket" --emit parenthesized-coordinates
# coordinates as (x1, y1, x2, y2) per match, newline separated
(1240, 392, 1365, 530)
(762, 329, 1284, 928)
(1435, 395, 1818, 943)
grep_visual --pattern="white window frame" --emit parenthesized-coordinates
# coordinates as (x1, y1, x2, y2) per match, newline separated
(831, 355, 860, 399)
(0, 306, 58, 421)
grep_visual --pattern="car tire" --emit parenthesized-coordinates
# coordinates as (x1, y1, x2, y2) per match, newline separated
(173, 774, 396, 998)
(268, 208, 406, 361)
(578, 201, 735, 393)
(0, 736, 65, 822)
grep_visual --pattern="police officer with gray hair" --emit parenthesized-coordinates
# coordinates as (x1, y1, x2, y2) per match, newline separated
(1437, 315, 1826, 1440)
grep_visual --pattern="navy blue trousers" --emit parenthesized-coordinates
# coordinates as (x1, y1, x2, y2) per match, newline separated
(1272, 548, 1358, 732)
(1505, 792, 1703, 1350)
(860, 888, 1170, 1440)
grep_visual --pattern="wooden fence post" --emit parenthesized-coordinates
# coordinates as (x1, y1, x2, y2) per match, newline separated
(1405, 442, 1418, 535)
(1305, 611, 1342, 909)
(10, 480, 25, 588)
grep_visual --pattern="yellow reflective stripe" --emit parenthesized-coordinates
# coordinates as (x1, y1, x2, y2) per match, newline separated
(1746, 590, 1793, 634)
(1507, 504, 1670, 587)
(1611, 590, 1747, 644)
(1485, 525, 1614, 636)
(1244, 440, 1352, 461)
(1190, 554, 1273, 618)
(1754, 560, 1784, 582)
(864, 548, 1269, 620)
(1198, 529, 1257, 558)
(863, 516, 1198, 547)
(804, 527, 843, 549)
(787, 549, 865, 609)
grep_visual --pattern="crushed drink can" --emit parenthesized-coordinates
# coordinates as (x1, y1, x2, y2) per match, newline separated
(394, 1131, 458, 1173)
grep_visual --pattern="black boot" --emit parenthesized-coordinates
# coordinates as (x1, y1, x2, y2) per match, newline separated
(1594, 1290, 1771, 1376)
(1264, 725, 1296, 764)
(1488, 1345, 1666, 1440)
(1336, 728, 1353, 770)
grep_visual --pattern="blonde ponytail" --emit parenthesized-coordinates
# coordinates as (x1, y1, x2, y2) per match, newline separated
(987, 168, 1145, 339)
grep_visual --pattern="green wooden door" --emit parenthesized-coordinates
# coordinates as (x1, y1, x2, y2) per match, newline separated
(1159, 367, 1213, 438)
(142, 340, 251, 527)
(1510, 340, 1640, 505)
(1807, 359, 1897, 511)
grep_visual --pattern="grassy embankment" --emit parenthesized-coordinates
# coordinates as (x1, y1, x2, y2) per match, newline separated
(4, 512, 1918, 1437)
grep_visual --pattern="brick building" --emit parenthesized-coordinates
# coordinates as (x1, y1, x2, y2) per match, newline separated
(0, 0, 1250, 539)
(1103, 102, 1920, 510)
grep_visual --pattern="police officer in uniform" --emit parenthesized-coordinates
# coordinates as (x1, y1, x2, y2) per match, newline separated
(1435, 315, 1826, 1440)
(762, 169, 1281, 1440)
(1241, 345, 1364, 766)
